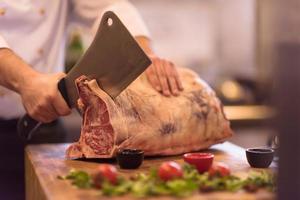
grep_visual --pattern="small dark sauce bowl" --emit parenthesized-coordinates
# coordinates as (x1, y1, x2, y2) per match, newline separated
(246, 148, 274, 168)
(116, 149, 144, 169)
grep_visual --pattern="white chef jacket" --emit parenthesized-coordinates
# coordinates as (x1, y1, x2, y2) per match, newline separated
(0, 0, 149, 119)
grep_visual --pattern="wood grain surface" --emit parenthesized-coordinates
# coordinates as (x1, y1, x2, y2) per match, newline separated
(25, 142, 275, 200)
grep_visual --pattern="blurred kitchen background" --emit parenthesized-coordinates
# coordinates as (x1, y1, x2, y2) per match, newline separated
(63, 0, 277, 148)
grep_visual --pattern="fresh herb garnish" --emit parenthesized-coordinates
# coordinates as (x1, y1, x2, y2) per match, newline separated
(59, 164, 276, 197)
(243, 171, 276, 192)
(58, 169, 92, 189)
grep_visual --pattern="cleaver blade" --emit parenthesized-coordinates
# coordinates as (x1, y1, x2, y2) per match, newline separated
(61, 11, 152, 108)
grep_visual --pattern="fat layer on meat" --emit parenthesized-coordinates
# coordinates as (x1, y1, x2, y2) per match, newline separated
(66, 68, 233, 158)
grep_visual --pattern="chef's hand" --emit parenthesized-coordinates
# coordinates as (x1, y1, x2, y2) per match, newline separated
(134, 36, 183, 96)
(19, 72, 71, 123)
(146, 55, 183, 96)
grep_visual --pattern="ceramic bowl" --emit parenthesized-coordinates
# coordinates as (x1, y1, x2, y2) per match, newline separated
(116, 149, 144, 169)
(183, 153, 214, 173)
(246, 148, 274, 168)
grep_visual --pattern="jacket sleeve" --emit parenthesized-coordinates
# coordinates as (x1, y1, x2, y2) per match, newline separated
(0, 34, 9, 49)
(70, 0, 150, 38)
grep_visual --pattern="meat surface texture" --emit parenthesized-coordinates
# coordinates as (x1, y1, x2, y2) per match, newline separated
(66, 68, 232, 159)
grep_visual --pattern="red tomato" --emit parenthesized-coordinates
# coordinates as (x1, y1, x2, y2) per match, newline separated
(93, 164, 118, 187)
(208, 162, 231, 177)
(158, 161, 183, 181)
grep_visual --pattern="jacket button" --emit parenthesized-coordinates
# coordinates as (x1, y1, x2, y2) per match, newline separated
(38, 48, 44, 55)
(0, 8, 6, 16)
(39, 8, 45, 15)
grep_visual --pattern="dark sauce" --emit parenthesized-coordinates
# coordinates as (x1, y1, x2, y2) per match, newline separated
(116, 149, 144, 169)
(247, 148, 274, 154)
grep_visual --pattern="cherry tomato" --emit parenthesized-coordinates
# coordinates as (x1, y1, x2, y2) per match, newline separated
(158, 161, 183, 181)
(208, 162, 231, 177)
(93, 164, 118, 188)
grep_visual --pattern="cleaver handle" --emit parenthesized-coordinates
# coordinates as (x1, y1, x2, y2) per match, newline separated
(17, 114, 42, 141)
(57, 77, 72, 108)
(18, 78, 71, 141)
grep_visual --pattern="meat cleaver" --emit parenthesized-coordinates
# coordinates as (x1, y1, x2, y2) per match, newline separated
(18, 11, 152, 141)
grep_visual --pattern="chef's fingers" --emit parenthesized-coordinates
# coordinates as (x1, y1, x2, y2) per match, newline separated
(30, 106, 57, 123)
(52, 90, 71, 116)
(175, 75, 184, 91)
(156, 60, 171, 96)
(22, 96, 57, 123)
(35, 97, 68, 123)
(39, 112, 56, 123)
(145, 64, 162, 92)
(168, 76, 179, 96)
(170, 62, 184, 91)
(26, 110, 46, 123)
(164, 61, 179, 96)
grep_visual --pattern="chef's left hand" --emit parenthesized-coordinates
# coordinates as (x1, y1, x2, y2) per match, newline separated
(145, 54, 183, 96)
(134, 36, 183, 96)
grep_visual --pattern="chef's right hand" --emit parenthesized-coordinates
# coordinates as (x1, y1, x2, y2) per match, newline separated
(19, 72, 71, 123)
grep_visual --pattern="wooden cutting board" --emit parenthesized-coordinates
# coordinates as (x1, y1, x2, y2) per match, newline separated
(25, 142, 275, 200)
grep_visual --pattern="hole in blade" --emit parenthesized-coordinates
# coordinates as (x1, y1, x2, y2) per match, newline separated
(107, 18, 113, 26)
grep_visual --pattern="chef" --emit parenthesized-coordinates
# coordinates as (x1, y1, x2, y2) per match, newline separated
(0, 0, 183, 199)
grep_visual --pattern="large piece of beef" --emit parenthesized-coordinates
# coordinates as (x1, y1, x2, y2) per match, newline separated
(66, 68, 232, 158)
